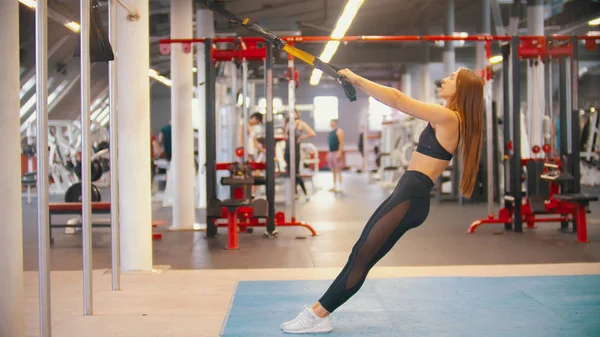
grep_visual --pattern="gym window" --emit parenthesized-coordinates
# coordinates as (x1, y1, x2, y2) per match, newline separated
(313, 96, 339, 132)
(368, 96, 393, 131)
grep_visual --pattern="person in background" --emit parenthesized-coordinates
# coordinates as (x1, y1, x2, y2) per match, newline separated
(158, 119, 172, 162)
(284, 110, 316, 201)
(244, 112, 266, 196)
(247, 112, 266, 162)
(328, 119, 344, 192)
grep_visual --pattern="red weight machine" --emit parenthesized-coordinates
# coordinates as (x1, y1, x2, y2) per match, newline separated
(211, 148, 317, 250)
(469, 145, 598, 243)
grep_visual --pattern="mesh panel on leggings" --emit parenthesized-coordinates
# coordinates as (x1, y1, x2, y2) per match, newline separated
(344, 200, 411, 290)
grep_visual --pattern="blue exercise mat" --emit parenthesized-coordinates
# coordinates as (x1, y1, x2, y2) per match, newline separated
(220, 275, 600, 337)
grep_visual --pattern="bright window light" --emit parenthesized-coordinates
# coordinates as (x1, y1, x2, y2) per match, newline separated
(489, 55, 503, 65)
(313, 96, 339, 132)
(258, 97, 266, 109)
(274, 98, 283, 110)
(368, 97, 393, 131)
(589, 17, 600, 26)
(257, 97, 283, 113)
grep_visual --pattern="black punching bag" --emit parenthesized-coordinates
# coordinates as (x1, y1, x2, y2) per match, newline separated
(74, 0, 115, 63)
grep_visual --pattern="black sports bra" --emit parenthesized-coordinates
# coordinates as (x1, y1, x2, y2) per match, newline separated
(415, 113, 460, 161)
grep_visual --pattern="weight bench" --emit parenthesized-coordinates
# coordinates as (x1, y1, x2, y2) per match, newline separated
(553, 194, 599, 243)
(48, 202, 166, 246)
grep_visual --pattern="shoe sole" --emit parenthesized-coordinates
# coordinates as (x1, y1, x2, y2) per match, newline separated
(281, 326, 333, 334)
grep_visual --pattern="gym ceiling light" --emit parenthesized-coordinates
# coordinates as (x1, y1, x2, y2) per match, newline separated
(310, 0, 365, 86)
(589, 17, 600, 26)
(489, 55, 503, 65)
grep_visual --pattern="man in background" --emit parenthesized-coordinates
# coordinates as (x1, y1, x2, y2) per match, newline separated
(328, 119, 344, 192)
(158, 120, 172, 162)
(247, 112, 266, 161)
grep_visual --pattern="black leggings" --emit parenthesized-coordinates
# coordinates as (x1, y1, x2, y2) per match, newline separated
(284, 148, 308, 196)
(318, 170, 433, 313)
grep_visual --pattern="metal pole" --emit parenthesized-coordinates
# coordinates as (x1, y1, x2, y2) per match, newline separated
(570, 35, 580, 194)
(485, 75, 495, 216)
(35, 0, 52, 333)
(195, 8, 213, 210)
(205, 39, 218, 237)
(508, 0, 521, 36)
(242, 61, 249, 162)
(546, 54, 552, 154)
(501, 43, 512, 230)
(527, 0, 545, 155)
(265, 43, 276, 235)
(108, 0, 120, 291)
(559, 57, 568, 162)
(288, 50, 296, 217)
(444, 0, 455, 75)
(476, 0, 491, 73)
(511, 35, 522, 233)
(231, 63, 238, 162)
(80, 0, 93, 316)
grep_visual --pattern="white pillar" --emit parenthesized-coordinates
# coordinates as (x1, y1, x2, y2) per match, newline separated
(401, 73, 411, 99)
(444, 0, 456, 76)
(421, 64, 431, 103)
(527, 0, 545, 152)
(195, 9, 214, 209)
(117, 0, 152, 271)
(421, 39, 431, 103)
(0, 1, 24, 335)
(170, 0, 195, 229)
(477, 0, 491, 72)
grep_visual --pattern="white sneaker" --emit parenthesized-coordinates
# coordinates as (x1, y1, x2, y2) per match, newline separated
(280, 307, 333, 334)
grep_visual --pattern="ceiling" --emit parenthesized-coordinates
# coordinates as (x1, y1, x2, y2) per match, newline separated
(16, 0, 600, 123)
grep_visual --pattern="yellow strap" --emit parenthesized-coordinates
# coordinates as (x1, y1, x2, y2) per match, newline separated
(282, 45, 316, 66)
(242, 18, 250, 25)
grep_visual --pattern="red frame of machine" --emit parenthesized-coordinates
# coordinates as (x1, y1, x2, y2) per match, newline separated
(467, 155, 590, 243)
(214, 161, 317, 250)
(161, 34, 598, 246)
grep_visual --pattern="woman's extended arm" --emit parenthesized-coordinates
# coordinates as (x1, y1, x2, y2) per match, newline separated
(339, 69, 455, 125)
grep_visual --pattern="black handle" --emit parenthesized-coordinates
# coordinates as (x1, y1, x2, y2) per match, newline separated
(314, 59, 357, 102)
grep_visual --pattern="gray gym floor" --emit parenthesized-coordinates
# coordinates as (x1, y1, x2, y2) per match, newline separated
(21, 173, 600, 271)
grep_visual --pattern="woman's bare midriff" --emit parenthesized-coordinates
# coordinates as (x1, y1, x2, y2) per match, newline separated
(406, 152, 453, 183)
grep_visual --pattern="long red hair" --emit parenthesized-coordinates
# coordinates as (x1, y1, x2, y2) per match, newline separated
(446, 68, 485, 198)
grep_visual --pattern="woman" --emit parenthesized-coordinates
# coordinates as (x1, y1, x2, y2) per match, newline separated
(284, 110, 316, 201)
(281, 68, 484, 334)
